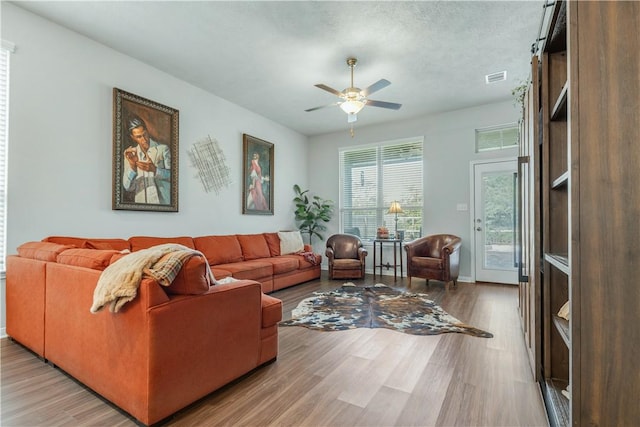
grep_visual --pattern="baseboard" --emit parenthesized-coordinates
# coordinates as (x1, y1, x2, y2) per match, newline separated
(0, 327, 6, 339)
(364, 269, 408, 278)
(323, 266, 473, 283)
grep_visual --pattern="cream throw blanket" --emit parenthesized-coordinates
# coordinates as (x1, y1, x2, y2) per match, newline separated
(90, 243, 212, 313)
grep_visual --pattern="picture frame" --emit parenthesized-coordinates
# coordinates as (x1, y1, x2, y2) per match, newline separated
(242, 134, 274, 215)
(112, 88, 179, 212)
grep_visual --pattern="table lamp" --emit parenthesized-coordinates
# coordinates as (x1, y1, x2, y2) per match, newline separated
(387, 201, 404, 239)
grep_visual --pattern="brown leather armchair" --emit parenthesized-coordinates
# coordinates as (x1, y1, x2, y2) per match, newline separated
(404, 234, 461, 287)
(325, 234, 368, 279)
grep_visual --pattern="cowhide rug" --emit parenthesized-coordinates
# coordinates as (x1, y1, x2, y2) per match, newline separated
(279, 283, 493, 338)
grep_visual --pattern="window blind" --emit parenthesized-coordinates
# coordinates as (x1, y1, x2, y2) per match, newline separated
(0, 42, 13, 272)
(476, 123, 519, 152)
(339, 138, 423, 241)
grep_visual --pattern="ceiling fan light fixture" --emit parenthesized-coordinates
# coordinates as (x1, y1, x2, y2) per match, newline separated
(340, 100, 365, 114)
(305, 56, 401, 135)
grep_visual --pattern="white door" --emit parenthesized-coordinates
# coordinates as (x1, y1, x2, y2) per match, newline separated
(473, 160, 518, 284)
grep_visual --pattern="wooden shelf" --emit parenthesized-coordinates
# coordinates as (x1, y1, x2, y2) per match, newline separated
(546, 0, 567, 53)
(552, 171, 569, 189)
(545, 253, 570, 275)
(553, 315, 570, 347)
(551, 82, 568, 120)
(543, 378, 570, 427)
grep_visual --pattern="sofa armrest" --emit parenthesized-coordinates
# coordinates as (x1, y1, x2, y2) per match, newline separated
(442, 238, 462, 256)
(325, 247, 335, 261)
(358, 247, 368, 261)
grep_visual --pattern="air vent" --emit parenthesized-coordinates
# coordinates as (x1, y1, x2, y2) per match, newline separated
(485, 71, 507, 84)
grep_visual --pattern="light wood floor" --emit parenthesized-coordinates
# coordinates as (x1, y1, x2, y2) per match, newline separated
(1, 273, 549, 426)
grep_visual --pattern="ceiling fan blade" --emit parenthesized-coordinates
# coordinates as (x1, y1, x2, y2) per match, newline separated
(361, 79, 391, 96)
(366, 99, 402, 110)
(305, 102, 340, 112)
(314, 84, 344, 97)
(347, 113, 358, 123)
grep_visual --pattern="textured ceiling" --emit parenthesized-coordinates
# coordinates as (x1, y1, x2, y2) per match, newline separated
(11, 1, 543, 136)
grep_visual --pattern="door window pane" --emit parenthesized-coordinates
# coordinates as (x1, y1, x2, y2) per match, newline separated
(482, 171, 516, 270)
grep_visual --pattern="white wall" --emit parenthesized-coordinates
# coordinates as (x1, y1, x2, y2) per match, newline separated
(308, 103, 519, 279)
(1, 4, 310, 333)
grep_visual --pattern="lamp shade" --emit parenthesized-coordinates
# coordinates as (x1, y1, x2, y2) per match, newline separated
(388, 200, 404, 214)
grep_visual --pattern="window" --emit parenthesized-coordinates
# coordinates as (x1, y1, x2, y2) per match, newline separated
(1, 41, 13, 272)
(475, 123, 519, 152)
(339, 138, 423, 241)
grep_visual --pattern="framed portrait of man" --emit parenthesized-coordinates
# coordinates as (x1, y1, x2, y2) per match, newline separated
(112, 88, 179, 212)
(242, 134, 274, 215)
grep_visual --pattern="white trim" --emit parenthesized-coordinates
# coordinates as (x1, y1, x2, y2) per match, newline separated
(338, 135, 424, 153)
(475, 122, 518, 132)
(0, 45, 9, 273)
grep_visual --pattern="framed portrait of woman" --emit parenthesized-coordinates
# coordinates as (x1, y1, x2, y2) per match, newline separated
(242, 134, 274, 215)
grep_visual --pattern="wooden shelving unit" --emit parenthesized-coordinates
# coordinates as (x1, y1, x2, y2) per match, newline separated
(539, 4, 570, 424)
(552, 315, 570, 347)
(543, 253, 568, 274)
(550, 82, 568, 121)
(543, 378, 570, 427)
(551, 172, 568, 190)
(525, 1, 640, 426)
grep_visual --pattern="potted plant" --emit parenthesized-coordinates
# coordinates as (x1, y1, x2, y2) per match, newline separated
(293, 184, 334, 245)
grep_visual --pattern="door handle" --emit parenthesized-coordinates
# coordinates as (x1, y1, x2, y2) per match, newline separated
(476, 227, 482, 231)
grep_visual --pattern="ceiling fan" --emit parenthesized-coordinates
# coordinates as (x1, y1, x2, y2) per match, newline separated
(305, 57, 402, 124)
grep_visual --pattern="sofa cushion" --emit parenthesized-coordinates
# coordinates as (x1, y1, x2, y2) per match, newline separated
(129, 236, 195, 252)
(107, 251, 212, 295)
(43, 236, 130, 251)
(411, 256, 444, 270)
(109, 252, 129, 265)
(332, 258, 363, 270)
(84, 241, 119, 250)
(84, 239, 130, 251)
(57, 248, 120, 271)
(161, 254, 212, 295)
(214, 260, 272, 281)
(277, 231, 304, 255)
(261, 256, 299, 275)
(211, 267, 232, 280)
(237, 234, 271, 261)
(281, 253, 322, 269)
(17, 242, 76, 262)
(263, 233, 281, 257)
(194, 235, 243, 265)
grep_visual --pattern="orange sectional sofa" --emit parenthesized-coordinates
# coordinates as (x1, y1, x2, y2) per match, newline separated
(5, 232, 320, 425)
